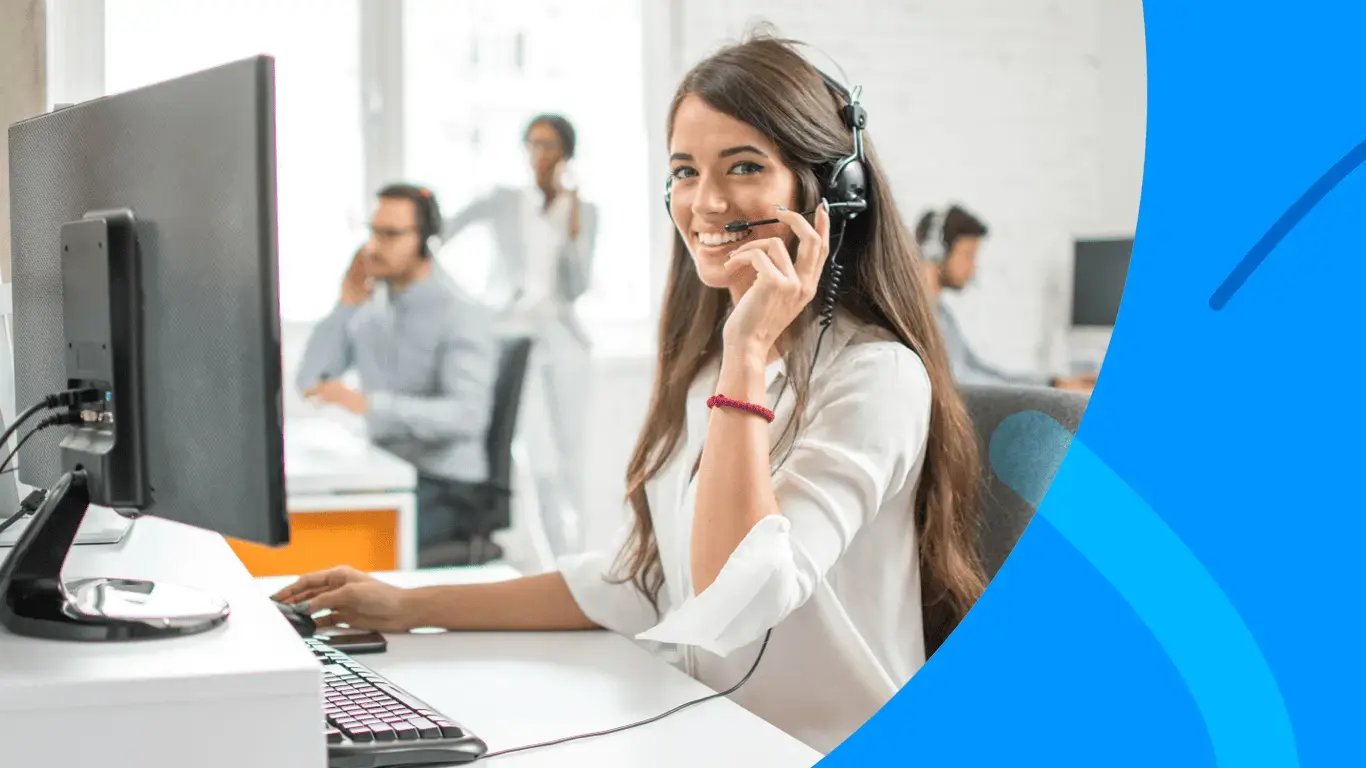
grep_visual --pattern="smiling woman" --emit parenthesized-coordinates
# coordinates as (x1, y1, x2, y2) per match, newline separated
(274, 33, 985, 754)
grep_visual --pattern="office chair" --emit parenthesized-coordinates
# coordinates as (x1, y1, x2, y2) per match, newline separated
(418, 337, 539, 568)
(960, 384, 1088, 579)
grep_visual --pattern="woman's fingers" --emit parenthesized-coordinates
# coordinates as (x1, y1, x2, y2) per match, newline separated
(728, 237, 799, 282)
(771, 202, 830, 292)
(272, 570, 336, 603)
(724, 246, 787, 284)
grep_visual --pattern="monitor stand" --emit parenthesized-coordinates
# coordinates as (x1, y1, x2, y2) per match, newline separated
(0, 469, 228, 640)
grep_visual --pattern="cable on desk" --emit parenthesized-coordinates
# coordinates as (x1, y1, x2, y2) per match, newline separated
(479, 628, 772, 760)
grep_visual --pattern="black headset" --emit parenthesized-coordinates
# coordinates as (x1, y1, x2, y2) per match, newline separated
(376, 183, 442, 259)
(814, 71, 870, 222)
(663, 69, 870, 223)
(414, 188, 441, 259)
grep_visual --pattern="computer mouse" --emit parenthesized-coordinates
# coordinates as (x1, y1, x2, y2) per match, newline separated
(273, 599, 316, 637)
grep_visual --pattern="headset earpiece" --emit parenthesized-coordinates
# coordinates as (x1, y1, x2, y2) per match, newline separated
(415, 187, 441, 259)
(817, 77, 869, 223)
(920, 210, 947, 263)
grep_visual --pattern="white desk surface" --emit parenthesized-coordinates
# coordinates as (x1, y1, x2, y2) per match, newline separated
(1, 517, 322, 767)
(2, 519, 317, 711)
(258, 569, 822, 767)
(285, 417, 416, 496)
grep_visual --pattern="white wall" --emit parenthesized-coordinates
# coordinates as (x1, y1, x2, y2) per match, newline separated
(667, 0, 1146, 374)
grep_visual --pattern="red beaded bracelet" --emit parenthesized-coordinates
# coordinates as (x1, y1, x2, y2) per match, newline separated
(706, 394, 775, 423)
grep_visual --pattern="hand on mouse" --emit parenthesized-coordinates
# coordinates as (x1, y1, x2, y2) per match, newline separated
(308, 580, 415, 633)
(272, 565, 375, 608)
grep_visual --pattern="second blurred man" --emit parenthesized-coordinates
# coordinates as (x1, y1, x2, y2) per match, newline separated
(917, 205, 1094, 392)
(298, 184, 500, 556)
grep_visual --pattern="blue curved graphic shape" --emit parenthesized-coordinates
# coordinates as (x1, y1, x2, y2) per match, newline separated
(990, 414, 1298, 767)
(1209, 137, 1366, 309)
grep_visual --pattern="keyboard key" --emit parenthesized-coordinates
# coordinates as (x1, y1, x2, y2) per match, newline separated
(408, 718, 442, 739)
(340, 726, 374, 743)
(370, 724, 398, 742)
(374, 683, 434, 713)
(391, 722, 420, 741)
(326, 728, 343, 745)
(433, 720, 463, 739)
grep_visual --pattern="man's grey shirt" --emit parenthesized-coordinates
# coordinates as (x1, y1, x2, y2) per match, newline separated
(936, 301, 1049, 388)
(297, 268, 498, 483)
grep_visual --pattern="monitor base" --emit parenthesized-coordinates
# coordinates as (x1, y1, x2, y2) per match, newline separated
(0, 469, 228, 641)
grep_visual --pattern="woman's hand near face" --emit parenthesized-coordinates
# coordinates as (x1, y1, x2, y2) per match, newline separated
(721, 202, 831, 362)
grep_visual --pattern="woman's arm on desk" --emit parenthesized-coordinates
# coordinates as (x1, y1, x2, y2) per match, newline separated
(272, 567, 598, 632)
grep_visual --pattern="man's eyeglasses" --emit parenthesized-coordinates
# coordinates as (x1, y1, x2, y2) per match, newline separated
(368, 225, 419, 242)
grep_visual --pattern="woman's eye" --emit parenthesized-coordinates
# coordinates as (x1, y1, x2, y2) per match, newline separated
(730, 161, 764, 175)
(670, 166, 697, 180)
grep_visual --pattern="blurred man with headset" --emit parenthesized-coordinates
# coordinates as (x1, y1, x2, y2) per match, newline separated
(916, 204, 1094, 392)
(298, 183, 501, 559)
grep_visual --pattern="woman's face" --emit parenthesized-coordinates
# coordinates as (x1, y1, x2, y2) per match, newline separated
(525, 122, 565, 188)
(668, 95, 800, 290)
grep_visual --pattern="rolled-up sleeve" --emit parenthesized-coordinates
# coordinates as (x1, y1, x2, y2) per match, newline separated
(637, 344, 932, 656)
(558, 523, 664, 637)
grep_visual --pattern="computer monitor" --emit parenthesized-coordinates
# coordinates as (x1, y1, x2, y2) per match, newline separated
(0, 56, 287, 640)
(1071, 237, 1133, 327)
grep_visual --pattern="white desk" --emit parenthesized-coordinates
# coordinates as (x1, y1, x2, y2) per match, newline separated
(0, 520, 817, 767)
(285, 418, 418, 569)
(258, 570, 822, 767)
(0, 518, 321, 767)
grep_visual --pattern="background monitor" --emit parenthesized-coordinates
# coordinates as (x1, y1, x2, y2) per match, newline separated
(1071, 237, 1133, 328)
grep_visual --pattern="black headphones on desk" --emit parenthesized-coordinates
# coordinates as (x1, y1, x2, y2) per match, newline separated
(663, 69, 870, 225)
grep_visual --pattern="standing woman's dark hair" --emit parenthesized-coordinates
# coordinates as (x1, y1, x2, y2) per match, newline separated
(524, 114, 577, 159)
(616, 34, 987, 654)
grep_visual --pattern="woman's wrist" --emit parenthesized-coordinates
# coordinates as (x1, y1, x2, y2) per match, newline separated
(401, 586, 444, 630)
(721, 332, 770, 368)
(717, 346, 769, 403)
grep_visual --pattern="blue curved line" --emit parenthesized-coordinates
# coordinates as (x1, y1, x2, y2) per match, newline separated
(990, 418, 1298, 766)
(1210, 137, 1366, 309)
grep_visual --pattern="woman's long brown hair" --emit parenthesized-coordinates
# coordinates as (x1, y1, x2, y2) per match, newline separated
(613, 33, 986, 655)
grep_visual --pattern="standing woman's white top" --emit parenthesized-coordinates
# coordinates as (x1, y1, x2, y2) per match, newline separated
(559, 310, 932, 753)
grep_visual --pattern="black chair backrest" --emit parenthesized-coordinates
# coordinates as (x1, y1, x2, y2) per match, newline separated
(485, 337, 533, 494)
(960, 384, 1088, 579)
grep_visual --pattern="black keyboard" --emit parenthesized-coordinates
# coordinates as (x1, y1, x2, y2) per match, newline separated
(307, 637, 487, 767)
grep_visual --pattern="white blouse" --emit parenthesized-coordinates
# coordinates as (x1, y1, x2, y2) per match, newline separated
(557, 310, 932, 754)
